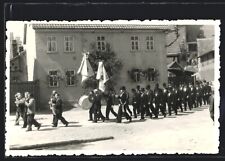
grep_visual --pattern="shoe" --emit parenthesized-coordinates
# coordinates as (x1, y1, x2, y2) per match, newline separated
(129, 118, 132, 122)
(88, 119, 93, 121)
(102, 118, 105, 122)
(52, 125, 57, 127)
(26, 129, 32, 132)
(21, 126, 27, 128)
(15, 123, 19, 126)
(37, 124, 41, 130)
(105, 118, 109, 120)
(65, 122, 69, 127)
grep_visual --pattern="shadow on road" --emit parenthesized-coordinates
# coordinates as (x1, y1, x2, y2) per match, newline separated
(177, 113, 190, 116)
(38, 128, 58, 131)
(60, 125, 82, 128)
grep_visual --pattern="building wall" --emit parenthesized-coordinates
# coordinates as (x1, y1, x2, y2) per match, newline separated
(198, 59, 214, 82)
(33, 29, 168, 108)
(10, 51, 28, 82)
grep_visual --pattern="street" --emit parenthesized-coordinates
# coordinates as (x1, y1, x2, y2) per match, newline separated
(7, 104, 218, 154)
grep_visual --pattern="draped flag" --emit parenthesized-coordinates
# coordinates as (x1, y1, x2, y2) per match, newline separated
(77, 53, 94, 83)
(96, 61, 109, 92)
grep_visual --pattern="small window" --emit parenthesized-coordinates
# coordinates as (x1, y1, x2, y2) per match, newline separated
(188, 43, 197, 52)
(96, 36, 106, 51)
(66, 70, 75, 86)
(146, 36, 154, 50)
(64, 36, 74, 52)
(47, 36, 57, 53)
(131, 36, 139, 51)
(48, 70, 59, 87)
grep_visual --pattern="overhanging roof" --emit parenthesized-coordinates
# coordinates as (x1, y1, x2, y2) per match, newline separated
(32, 24, 172, 31)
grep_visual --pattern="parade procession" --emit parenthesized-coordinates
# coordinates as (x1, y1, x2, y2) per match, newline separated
(13, 51, 214, 131)
(7, 21, 218, 153)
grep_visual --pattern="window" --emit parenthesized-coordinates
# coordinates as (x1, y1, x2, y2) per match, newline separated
(64, 36, 74, 52)
(146, 36, 154, 50)
(131, 36, 139, 51)
(47, 36, 57, 52)
(96, 36, 106, 51)
(66, 70, 75, 86)
(48, 70, 59, 87)
(188, 43, 197, 52)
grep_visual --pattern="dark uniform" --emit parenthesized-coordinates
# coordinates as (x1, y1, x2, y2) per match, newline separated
(177, 85, 183, 112)
(196, 85, 202, 107)
(202, 83, 208, 105)
(154, 84, 166, 118)
(206, 82, 212, 105)
(140, 88, 148, 120)
(136, 86, 141, 114)
(88, 91, 95, 121)
(93, 90, 105, 123)
(162, 84, 168, 114)
(117, 88, 132, 123)
(124, 90, 133, 116)
(52, 94, 69, 127)
(167, 87, 177, 115)
(182, 85, 189, 111)
(131, 89, 139, 118)
(188, 84, 195, 110)
(146, 87, 155, 118)
(105, 90, 118, 120)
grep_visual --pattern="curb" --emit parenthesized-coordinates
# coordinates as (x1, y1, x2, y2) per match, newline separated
(10, 136, 114, 150)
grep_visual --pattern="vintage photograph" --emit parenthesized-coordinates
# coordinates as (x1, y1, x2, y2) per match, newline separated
(5, 20, 220, 155)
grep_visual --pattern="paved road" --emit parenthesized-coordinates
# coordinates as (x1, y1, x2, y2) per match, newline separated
(7, 105, 218, 154)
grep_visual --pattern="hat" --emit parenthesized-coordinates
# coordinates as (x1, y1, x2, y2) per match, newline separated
(120, 86, 126, 91)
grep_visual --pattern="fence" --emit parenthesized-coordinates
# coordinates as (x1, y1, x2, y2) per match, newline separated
(10, 80, 40, 113)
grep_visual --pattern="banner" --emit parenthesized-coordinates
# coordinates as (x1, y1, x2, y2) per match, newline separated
(96, 61, 109, 91)
(77, 53, 94, 83)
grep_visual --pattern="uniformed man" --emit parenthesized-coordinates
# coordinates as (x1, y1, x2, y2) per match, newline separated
(88, 90, 95, 121)
(52, 93, 69, 127)
(117, 86, 132, 123)
(199, 83, 204, 107)
(206, 82, 212, 105)
(140, 88, 147, 120)
(136, 85, 141, 114)
(182, 84, 189, 111)
(145, 85, 154, 118)
(93, 89, 105, 123)
(131, 88, 139, 118)
(168, 84, 177, 115)
(188, 83, 195, 110)
(196, 83, 202, 107)
(202, 81, 208, 105)
(177, 84, 184, 112)
(162, 83, 168, 114)
(153, 83, 166, 118)
(172, 84, 179, 113)
(105, 89, 118, 120)
(124, 88, 133, 116)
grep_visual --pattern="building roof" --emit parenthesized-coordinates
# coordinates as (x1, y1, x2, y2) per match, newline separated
(167, 52, 181, 57)
(197, 38, 214, 57)
(167, 61, 183, 70)
(32, 23, 172, 31)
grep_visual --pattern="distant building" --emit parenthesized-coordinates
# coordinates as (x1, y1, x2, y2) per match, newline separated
(166, 25, 214, 85)
(196, 38, 214, 82)
(26, 23, 171, 108)
(10, 34, 28, 82)
(10, 50, 28, 82)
